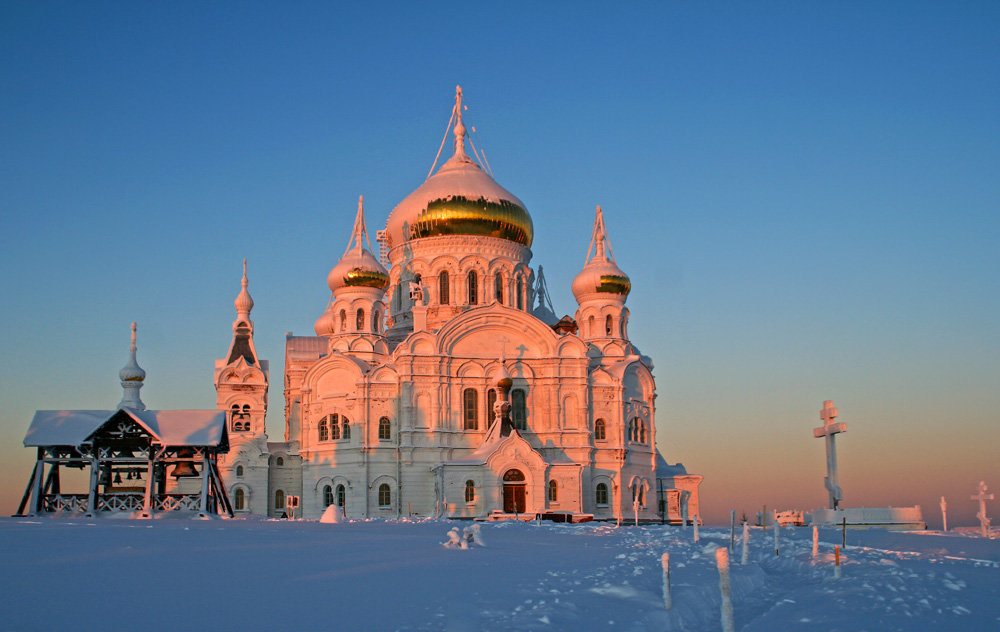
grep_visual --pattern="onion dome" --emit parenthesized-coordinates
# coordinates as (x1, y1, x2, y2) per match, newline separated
(234, 258, 254, 317)
(572, 206, 631, 305)
(384, 86, 533, 249)
(119, 322, 146, 382)
(492, 357, 513, 389)
(327, 196, 389, 294)
(314, 303, 337, 336)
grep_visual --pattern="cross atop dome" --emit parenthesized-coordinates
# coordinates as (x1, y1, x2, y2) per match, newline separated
(344, 195, 375, 257)
(586, 206, 616, 265)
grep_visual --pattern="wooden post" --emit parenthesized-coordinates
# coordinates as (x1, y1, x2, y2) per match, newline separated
(773, 518, 779, 556)
(741, 521, 749, 565)
(199, 452, 211, 514)
(812, 524, 819, 558)
(693, 514, 700, 542)
(661, 552, 672, 609)
(715, 548, 735, 632)
(834, 544, 842, 578)
(762, 504, 767, 534)
(29, 460, 45, 516)
(842, 516, 847, 549)
(86, 458, 99, 516)
(141, 459, 155, 518)
(730, 509, 735, 552)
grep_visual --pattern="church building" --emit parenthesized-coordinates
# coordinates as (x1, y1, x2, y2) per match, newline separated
(215, 87, 701, 522)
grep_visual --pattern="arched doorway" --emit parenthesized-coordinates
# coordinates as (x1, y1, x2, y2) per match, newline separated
(502, 469, 526, 514)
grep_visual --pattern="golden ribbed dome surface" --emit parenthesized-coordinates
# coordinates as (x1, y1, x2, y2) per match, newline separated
(385, 154, 532, 249)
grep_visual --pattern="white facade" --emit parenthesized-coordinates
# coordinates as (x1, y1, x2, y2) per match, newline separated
(217, 88, 701, 521)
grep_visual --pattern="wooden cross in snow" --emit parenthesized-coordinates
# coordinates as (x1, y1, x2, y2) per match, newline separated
(814, 400, 847, 510)
(971, 480, 993, 537)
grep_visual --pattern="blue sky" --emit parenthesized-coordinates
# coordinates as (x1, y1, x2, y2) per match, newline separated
(1, 2, 998, 525)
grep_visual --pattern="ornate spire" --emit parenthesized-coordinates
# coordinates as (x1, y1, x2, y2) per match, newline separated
(118, 322, 146, 411)
(452, 85, 467, 159)
(234, 258, 254, 319)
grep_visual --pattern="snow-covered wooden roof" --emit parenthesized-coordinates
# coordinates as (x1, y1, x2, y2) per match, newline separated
(24, 408, 227, 447)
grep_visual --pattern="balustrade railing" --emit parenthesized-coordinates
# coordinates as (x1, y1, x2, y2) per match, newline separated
(41, 494, 89, 513)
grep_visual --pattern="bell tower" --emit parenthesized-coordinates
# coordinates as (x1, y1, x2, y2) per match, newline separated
(215, 259, 269, 436)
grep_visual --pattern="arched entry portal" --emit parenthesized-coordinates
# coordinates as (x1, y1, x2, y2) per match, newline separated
(502, 469, 526, 513)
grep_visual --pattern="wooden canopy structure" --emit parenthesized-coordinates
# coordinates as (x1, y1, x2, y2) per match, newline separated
(17, 407, 232, 518)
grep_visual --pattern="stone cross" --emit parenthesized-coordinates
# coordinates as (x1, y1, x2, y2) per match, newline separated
(971, 480, 993, 538)
(814, 400, 847, 510)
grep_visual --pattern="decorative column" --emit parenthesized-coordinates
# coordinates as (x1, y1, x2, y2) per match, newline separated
(971, 481, 993, 538)
(814, 400, 847, 510)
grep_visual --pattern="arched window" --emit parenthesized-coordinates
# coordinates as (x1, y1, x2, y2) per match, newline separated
(639, 420, 646, 444)
(323, 485, 333, 507)
(372, 310, 380, 333)
(596, 483, 609, 506)
(336, 484, 346, 508)
(339, 309, 347, 331)
(341, 417, 350, 440)
(465, 480, 475, 503)
(467, 271, 478, 305)
(548, 480, 558, 502)
(378, 417, 391, 441)
(516, 277, 524, 310)
(511, 389, 526, 430)
(606, 314, 613, 336)
(274, 489, 285, 510)
(330, 413, 341, 440)
(234, 488, 245, 511)
(356, 308, 365, 331)
(463, 388, 478, 430)
(594, 418, 606, 441)
(275, 457, 284, 467)
(378, 483, 391, 507)
(235, 465, 244, 477)
(486, 389, 497, 425)
(439, 271, 450, 305)
(318, 416, 329, 442)
(494, 272, 503, 304)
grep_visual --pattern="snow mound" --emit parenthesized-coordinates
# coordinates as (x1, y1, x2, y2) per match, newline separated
(319, 504, 345, 523)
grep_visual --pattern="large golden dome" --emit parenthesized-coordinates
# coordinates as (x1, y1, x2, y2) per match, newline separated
(384, 87, 533, 249)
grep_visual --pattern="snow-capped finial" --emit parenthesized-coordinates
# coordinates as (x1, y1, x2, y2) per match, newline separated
(234, 258, 254, 318)
(118, 321, 146, 410)
(453, 85, 467, 159)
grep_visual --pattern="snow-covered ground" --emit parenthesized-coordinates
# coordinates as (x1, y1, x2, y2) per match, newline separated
(1, 517, 997, 631)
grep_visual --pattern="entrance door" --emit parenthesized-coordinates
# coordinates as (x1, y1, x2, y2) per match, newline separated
(502, 469, 526, 513)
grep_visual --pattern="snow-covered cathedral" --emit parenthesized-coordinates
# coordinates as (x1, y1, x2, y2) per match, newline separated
(21, 87, 700, 523)
(214, 87, 700, 522)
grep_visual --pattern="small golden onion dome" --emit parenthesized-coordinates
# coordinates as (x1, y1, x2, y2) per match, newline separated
(327, 250, 389, 295)
(572, 258, 631, 305)
(384, 154, 533, 249)
(314, 307, 337, 336)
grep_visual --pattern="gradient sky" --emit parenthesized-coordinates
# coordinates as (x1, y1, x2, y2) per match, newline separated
(2, 2, 997, 527)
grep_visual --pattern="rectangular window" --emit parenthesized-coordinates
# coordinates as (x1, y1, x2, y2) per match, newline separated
(463, 389, 478, 430)
(512, 389, 526, 430)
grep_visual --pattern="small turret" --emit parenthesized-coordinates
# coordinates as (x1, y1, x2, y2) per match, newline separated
(572, 207, 632, 341)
